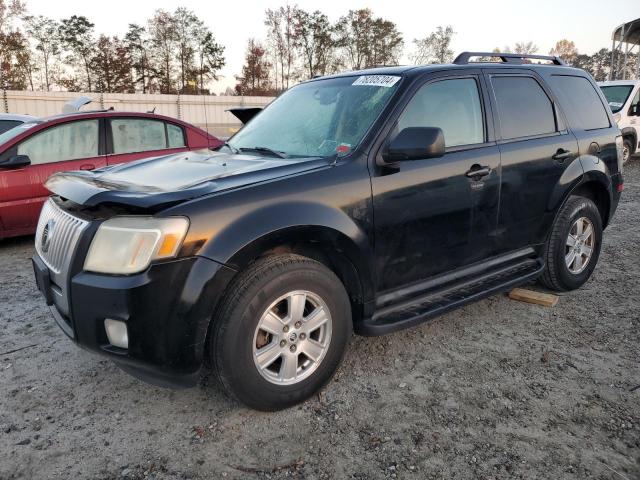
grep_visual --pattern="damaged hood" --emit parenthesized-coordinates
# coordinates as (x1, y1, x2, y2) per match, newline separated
(45, 150, 327, 208)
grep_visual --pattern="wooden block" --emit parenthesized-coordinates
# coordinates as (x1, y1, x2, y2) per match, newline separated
(508, 288, 559, 307)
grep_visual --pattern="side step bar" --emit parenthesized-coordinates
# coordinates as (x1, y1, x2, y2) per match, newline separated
(356, 258, 544, 336)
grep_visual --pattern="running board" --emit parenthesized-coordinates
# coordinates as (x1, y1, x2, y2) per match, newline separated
(356, 258, 544, 336)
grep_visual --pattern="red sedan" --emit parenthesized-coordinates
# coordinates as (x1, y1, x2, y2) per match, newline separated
(0, 111, 221, 239)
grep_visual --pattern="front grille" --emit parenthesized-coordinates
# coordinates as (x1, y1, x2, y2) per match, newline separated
(35, 199, 89, 274)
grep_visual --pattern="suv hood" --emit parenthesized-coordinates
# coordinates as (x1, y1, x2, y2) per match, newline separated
(45, 150, 328, 209)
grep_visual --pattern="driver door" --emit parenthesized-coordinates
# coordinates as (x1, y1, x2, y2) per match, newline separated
(370, 72, 501, 293)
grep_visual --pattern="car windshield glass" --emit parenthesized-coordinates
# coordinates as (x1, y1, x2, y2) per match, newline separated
(228, 75, 401, 158)
(600, 85, 634, 113)
(0, 121, 39, 146)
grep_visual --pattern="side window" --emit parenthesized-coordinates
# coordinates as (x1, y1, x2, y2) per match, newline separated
(397, 78, 484, 147)
(491, 76, 556, 140)
(111, 119, 167, 154)
(17, 120, 99, 165)
(167, 123, 186, 148)
(548, 75, 610, 130)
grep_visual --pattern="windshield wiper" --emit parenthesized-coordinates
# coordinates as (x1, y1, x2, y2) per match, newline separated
(239, 146, 288, 159)
(215, 141, 240, 154)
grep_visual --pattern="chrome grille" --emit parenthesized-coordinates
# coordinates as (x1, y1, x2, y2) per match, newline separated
(35, 199, 89, 274)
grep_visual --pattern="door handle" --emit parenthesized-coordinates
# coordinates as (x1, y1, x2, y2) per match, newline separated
(465, 164, 491, 179)
(79, 164, 95, 170)
(552, 149, 572, 162)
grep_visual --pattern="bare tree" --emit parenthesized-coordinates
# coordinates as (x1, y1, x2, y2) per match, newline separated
(292, 8, 335, 79)
(411, 25, 455, 64)
(265, 6, 296, 91)
(173, 7, 199, 93)
(59, 15, 95, 92)
(124, 23, 155, 93)
(0, 0, 29, 90)
(236, 38, 273, 96)
(25, 15, 60, 91)
(512, 41, 538, 55)
(91, 34, 134, 93)
(148, 9, 177, 94)
(335, 9, 403, 70)
(549, 39, 578, 65)
(193, 24, 225, 94)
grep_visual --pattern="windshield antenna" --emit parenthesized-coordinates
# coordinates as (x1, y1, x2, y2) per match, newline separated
(202, 91, 211, 149)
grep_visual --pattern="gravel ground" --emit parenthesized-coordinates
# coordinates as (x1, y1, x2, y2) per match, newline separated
(1, 161, 639, 480)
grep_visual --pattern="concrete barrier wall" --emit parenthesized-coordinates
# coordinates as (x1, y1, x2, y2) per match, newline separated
(1, 90, 275, 138)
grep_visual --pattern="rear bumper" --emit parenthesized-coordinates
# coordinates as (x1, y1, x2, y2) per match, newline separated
(33, 254, 236, 387)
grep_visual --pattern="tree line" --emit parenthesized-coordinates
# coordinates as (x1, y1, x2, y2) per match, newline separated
(236, 9, 638, 95)
(1, 0, 637, 97)
(0, 0, 225, 94)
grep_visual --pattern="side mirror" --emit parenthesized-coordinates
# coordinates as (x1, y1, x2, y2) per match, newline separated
(0, 154, 31, 169)
(382, 127, 445, 163)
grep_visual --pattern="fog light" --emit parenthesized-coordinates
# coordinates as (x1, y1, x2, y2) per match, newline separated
(104, 319, 128, 349)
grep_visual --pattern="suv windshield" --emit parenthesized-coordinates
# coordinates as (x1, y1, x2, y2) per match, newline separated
(228, 75, 401, 158)
(600, 85, 634, 113)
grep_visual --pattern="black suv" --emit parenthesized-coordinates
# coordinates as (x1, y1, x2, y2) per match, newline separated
(33, 52, 624, 411)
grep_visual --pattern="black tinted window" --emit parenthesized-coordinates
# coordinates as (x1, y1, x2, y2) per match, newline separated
(0, 120, 21, 134)
(492, 76, 556, 140)
(550, 75, 610, 130)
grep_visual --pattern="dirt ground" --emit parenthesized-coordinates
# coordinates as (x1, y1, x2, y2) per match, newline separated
(1, 162, 639, 480)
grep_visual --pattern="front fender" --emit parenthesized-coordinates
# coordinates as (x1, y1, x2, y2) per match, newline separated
(202, 201, 370, 264)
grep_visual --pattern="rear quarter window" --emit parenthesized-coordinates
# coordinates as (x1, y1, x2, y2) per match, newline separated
(549, 75, 610, 130)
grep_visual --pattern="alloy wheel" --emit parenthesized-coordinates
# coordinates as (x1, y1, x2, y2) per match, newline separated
(565, 216, 595, 274)
(252, 290, 332, 385)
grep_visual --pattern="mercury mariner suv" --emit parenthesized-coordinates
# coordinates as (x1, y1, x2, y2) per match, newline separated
(33, 52, 624, 411)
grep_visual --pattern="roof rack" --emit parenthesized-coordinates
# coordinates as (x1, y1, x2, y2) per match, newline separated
(453, 51, 566, 66)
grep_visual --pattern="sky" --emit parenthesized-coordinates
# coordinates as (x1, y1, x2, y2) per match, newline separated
(26, 0, 639, 93)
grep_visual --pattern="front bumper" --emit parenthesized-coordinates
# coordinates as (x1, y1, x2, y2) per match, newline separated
(33, 253, 236, 387)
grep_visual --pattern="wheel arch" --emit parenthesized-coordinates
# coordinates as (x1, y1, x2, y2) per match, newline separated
(569, 180, 611, 227)
(621, 127, 637, 154)
(197, 201, 376, 324)
(547, 156, 613, 233)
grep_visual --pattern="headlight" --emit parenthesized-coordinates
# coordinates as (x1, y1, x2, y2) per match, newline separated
(84, 216, 189, 274)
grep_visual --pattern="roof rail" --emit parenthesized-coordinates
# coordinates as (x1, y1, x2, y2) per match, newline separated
(453, 51, 566, 66)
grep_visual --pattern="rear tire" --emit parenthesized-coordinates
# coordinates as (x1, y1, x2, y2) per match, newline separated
(540, 196, 602, 292)
(209, 254, 352, 411)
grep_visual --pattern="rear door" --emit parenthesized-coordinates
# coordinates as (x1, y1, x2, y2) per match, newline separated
(0, 119, 106, 235)
(106, 117, 189, 165)
(485, 71, 579, 252)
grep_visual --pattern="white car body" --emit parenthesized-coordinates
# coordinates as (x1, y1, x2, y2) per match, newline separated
(598, 80, 640, 162)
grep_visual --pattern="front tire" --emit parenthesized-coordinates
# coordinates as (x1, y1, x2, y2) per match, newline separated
(210, 254, 352, 411)
(540, 196, 603, 292)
